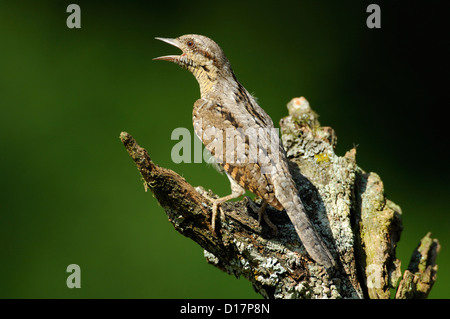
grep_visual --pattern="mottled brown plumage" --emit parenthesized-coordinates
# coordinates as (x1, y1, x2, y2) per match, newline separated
(154, 34, 335, 267)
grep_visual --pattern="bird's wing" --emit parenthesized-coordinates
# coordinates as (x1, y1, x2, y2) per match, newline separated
(192, 98, 282, 209)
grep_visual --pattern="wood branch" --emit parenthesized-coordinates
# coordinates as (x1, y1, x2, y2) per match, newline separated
(120, 97, 439, 299)
(395, 232, 440, 299)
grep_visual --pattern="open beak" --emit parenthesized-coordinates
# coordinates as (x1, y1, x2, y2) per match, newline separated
(153, 37, 182, 62)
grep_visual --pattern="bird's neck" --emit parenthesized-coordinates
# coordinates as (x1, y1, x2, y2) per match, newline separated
(191, 63, 235, 98)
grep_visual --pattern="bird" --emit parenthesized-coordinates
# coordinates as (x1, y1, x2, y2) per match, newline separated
(154, 34, 335, 268)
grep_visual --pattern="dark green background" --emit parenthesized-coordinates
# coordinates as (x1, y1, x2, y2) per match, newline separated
(1, 0, 448, 298)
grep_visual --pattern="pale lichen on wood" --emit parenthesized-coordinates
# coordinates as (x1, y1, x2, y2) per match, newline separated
(353, 169, 403, 299)
(120, 97, 439, 299)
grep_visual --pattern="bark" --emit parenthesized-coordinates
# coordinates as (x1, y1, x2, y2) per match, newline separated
(120, 97, 439, 299)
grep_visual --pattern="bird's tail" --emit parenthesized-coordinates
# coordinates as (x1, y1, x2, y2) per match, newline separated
(274, 177, 335, 268)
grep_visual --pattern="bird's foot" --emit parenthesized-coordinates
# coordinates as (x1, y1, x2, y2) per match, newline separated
(200, 192, 228, 234)
(245, 197, 278, 235)
(211, 199, 226, 234)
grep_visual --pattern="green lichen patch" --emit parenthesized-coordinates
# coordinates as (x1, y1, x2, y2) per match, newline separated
(314, 153, 330, 164)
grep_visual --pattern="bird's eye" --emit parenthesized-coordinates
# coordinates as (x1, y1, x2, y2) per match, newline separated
(187, 40, 194, 48)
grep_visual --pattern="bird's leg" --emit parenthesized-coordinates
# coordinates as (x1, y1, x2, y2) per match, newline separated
(246, 197, 278, 235)
(210, 174, 245, 233)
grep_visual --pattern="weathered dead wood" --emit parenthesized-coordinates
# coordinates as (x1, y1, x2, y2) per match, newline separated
(120, 97, 439, 299)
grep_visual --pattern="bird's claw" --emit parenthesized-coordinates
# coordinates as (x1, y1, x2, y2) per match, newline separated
(245, 197, 278, 235)
(211, 199, 226, 233)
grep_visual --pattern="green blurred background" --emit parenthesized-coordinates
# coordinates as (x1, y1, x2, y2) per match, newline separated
(0, 0, 448, 298)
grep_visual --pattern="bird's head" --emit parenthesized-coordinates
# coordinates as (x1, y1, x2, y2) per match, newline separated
(153, 34, 231, 78)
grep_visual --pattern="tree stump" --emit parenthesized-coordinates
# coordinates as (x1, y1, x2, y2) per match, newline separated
(120, 97, 440, 299)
